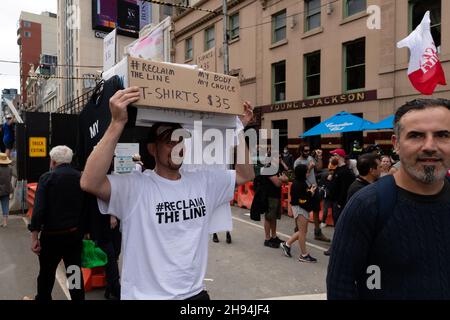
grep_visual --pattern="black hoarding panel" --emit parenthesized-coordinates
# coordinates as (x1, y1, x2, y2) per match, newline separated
(24, 112, 50, 183)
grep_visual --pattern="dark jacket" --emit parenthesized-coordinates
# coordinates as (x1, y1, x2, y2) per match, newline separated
(347, 176, 371, 202)
(0, 165, 12, 196)
(29, 164, 87, 233)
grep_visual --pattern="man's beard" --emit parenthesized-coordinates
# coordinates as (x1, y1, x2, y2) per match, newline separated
(403, 155, 448, 184)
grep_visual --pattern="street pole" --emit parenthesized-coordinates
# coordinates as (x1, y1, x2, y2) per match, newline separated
(222, 0, 229, 75)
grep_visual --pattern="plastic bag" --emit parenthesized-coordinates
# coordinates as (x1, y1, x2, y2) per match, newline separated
(81, 240, 108, 268)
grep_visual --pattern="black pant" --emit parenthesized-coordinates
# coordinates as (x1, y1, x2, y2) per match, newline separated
(332, 203, 343, 227)
(97, 228, 121, 298)
(36, 231, 85, 301)
(185, 290, 210, 300)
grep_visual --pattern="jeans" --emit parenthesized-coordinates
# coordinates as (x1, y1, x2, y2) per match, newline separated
(0, 195, 9, 217)
(322, 198, 334, 223)
(36, 231, 85, 301)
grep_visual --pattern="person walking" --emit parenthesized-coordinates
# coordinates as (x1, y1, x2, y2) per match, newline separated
(80, 87, 255, 300)
(28, 146, 87, 301)
(294, 144, 329, 242)
(280, 164, 318, 263)
(0, 153, 12, 227)
(2, 115, 15, 158)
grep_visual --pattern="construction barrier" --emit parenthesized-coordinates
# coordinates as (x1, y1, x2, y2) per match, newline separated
(82, 267, 107, 292)
(26, 183, 38, 218)
(234, 180, 334, 226)
(236, 181, 254, 209)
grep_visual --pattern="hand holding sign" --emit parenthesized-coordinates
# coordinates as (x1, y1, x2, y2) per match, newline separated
(109, 87, 140, 126)
(239, 101, 254, 127)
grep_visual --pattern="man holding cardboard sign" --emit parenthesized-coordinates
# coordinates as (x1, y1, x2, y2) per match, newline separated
(81, 86, 255, 300)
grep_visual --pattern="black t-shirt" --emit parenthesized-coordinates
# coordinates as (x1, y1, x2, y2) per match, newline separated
(76, 76, 123, 241)
(328, 165, 356, 206)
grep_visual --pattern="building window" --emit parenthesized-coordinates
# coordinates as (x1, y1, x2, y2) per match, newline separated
(272, 10, 286, 43)
(205, 26, 215, 50)
(272, 119, 288, 153)
(229, 13, 240, 40)
(185, 37, 193, 60)
(305, 51, 321, 97)
(303, 116, 321, 149)
(23, 21, 31, 28)
(272, 61, 286, 103)
(344, 38, 365, 91)
(24, 31, 31, 38)
(409, 0, 441, 49)
(344, 0, 366, 17)
(305, 0, 321, 31)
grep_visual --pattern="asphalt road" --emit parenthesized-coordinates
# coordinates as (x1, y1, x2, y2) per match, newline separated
(0, 207, 334, 300)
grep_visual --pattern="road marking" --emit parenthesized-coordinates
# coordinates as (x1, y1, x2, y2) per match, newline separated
(204, 278, 214, 282)
(260, 293, 326, 300)
(232, 216, 328, 252)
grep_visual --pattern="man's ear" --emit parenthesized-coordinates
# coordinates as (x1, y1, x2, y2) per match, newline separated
(391, 134, 399, 154)
(147, 143, 156, 158)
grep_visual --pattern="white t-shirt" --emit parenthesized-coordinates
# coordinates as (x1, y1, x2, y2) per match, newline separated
(98, 169, 236, 300)
(294, 156, 317, 185)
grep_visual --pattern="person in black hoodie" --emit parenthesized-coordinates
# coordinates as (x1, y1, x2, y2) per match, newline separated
(280, 164, 317, 263)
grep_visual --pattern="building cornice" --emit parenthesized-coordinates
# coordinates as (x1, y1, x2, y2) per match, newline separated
(173, 0, 252, 39)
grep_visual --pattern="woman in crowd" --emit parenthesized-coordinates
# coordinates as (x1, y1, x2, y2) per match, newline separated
(280, 164, 317, 263)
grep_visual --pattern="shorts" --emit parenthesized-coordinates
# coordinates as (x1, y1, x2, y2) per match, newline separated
(264, 197, 281, 221)
(291, 205, 310, 220)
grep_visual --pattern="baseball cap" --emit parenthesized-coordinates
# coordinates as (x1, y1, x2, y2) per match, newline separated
(330, 149, 347, 158)
(147, 122, 191, 143)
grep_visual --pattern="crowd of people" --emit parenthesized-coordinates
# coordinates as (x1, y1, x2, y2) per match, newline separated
(21, 96, 450, 300)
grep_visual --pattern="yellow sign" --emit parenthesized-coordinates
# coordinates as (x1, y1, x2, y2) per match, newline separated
(29, 137, 47, 157)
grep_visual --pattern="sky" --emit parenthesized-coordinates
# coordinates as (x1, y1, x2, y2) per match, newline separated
(0, 0, 57, 95)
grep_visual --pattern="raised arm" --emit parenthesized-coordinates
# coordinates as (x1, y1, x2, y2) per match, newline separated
(235, 101, 255, 186)
(80, 87, 140, 201)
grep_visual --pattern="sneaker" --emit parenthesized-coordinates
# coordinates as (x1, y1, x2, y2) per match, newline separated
(212, 233, 219, 243)
(320, 222, 327, 229)
(226, 232, 232, 244)
(323, 249, 331, 256)
(314, 232, 331, 242)
(280, 242, 292, 257)
(264, 239, 279, 248)
(271, 236, 283, 244)
(298, 254, 317, 263)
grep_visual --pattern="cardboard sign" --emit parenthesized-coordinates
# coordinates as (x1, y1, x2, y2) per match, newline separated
(29, 137, 47, 158)
(126, 56, 242, 115)
(196, 47, 216, 72)
(103, 29, 117, 71)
